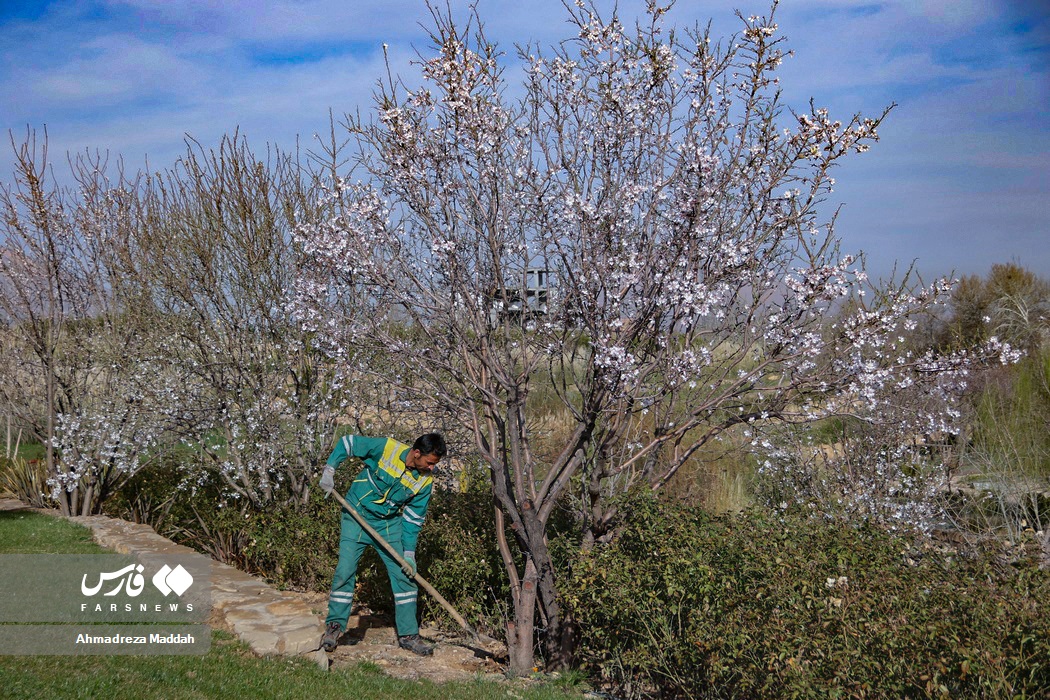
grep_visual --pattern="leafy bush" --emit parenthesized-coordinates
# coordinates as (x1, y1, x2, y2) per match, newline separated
(223, 482, 511, 634)
(101, 455, 188, 532)
(106, 459, 342, 591)
(416, 481, 510, 635)
(562, 491, 1050, 699)
(230, 492, 344, 592)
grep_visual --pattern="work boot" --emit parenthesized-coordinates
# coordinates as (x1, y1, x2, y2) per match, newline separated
(397, 634, 434, 656)
(321, 622, 342, 652)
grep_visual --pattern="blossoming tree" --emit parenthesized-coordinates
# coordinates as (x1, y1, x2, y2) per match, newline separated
(0, 132, 170, 515)
(109, 135, 352, 508)
(294, 1, 1012, 672)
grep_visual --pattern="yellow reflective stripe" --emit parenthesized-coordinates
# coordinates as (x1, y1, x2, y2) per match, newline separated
(377, 441, 407, 482)
(398, 470, 429, 493)
(364, 471, 389, 504)
(376, 440, 432, 495)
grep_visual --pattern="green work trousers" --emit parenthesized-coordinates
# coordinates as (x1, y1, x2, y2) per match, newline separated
(325, 507, 420, 636)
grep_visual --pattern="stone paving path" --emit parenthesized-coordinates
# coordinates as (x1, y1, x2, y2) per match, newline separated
(1, 497, 506, 681)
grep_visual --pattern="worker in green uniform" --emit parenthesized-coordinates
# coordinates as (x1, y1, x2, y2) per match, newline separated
(319, 432, 446, 656)
(317, 432, 445, 659)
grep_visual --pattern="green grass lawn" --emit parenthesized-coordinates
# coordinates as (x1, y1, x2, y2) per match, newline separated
(0, 510, 581, 700)
(0, 509, 105, 554)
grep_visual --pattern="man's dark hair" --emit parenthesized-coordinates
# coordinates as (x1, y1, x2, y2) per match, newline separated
(412, 433, 447, 458)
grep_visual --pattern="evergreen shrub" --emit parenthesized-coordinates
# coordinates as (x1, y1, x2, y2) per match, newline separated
(231, 492, 343, 591)
(562, 492, 1050, 699)
(416, 482, 510, 634)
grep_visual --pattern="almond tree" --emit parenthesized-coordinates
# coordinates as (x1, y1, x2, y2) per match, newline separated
(0, 132, 167, 514)
(294, 0, 1005, 672)
(110, 134, 348, 508)
(0, 131, 69, 496)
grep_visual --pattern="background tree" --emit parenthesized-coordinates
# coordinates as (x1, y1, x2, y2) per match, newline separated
(0, 128, 390, 520)
(108, 134, 347, 508)
(944, 263, 1049, 351)
(0, 131, 164, 515)
(984, 263, 1050, 353)
(944, 273, 991, 347)
(0, 131, 75, 508)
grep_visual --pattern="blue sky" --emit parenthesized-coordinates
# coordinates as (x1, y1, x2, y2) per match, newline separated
(1, 0, 1047, 282)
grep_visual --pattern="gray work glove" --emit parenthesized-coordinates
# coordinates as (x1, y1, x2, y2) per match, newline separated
(402, 550, 417, 577)
(319, 466, 335, 497)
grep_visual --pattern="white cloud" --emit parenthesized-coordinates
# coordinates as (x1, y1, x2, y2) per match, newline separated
(33, 34, 208, 102)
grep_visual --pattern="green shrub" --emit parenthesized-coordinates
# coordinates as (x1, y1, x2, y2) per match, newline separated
(226, 480, 511, 632)
(106, 460, 342, 591)
(562, 492, 1050, 699)
(101, 455, 188, 531)
(416, 483, 510, 634)
(233, 491, 344, 591)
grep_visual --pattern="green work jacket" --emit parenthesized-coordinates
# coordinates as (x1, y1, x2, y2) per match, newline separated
(325, 435, 433, 552)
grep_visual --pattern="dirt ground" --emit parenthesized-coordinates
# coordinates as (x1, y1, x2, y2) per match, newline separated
(293, 591, 510, 683)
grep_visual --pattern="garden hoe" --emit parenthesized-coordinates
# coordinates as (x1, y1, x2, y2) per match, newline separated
(326, 488, 500, 652)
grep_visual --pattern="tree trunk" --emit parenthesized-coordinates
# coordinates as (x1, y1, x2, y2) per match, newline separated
(521, 499, 570, 669)
(506, 557, 539, 675)
(47, 347, 65, 516)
